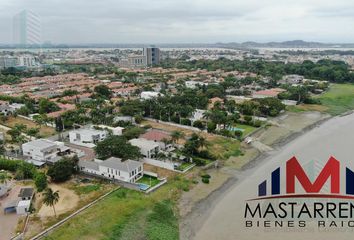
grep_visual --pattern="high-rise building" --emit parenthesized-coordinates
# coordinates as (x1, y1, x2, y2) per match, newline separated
(13, 10, 41, 46)
(143, 47, 160, 66)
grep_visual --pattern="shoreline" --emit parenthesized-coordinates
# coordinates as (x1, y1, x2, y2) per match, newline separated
(179, 111, 333, 240)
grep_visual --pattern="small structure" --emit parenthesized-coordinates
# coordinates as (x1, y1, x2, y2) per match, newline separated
(185, 81, 208, 89)
(16, 200, 31, 215)
(79, 157, 143, 183)
(18, 187, 34, 200)
(129, 138, 160, 159)
(69, 128, 107, 148)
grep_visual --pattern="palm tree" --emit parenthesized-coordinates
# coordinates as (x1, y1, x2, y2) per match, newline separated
(43, 188, 60, 217)
(198, 135, 207, 150)
(171, 131, 184, 145)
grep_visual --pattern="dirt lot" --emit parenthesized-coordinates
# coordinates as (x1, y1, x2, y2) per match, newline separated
(37, 184, 79, 218)
(4, 116, 56, 138)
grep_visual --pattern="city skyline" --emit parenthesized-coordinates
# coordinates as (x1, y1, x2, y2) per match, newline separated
(1, 0, 354, 44)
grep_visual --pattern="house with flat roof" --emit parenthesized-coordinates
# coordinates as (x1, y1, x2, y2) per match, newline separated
(129, 138, 160, 159)
(69, 128, 107, 148)
(79, 157, 143, 183)
(22, 139, 70, 165)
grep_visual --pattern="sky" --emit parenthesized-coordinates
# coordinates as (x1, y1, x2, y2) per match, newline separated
(1, 0, 354, 44)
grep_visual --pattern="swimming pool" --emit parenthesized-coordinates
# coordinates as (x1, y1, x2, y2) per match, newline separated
(138, 183, 150, 191)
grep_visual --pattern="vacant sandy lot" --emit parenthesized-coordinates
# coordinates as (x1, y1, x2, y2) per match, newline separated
(38, 184, 79, 218)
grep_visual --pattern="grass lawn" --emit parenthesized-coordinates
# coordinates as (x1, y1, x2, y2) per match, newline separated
(137, 175, 161, 187)
(4, 116, 56, 137)
(315, 83, 354, 115)
(175, 162, 195, 171)
(207, 136, 241, 160)
(286, 84, 354, 115)
(43, 177, 191, 240)
(233, 123, 257, 136)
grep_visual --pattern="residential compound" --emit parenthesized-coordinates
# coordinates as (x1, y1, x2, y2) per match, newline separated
(22, 139, 70, 165)
(78, 157, 143, 183)
(69, 128, 107, 148)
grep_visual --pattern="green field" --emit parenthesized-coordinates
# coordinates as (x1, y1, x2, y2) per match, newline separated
(43, 179, 188, 240)
(316, 83, 354, 115)
(233, 123, 257, 136)
(207, 137, 241, 160)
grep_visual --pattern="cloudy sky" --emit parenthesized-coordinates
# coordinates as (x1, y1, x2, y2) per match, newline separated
(1, 0, 354, 44)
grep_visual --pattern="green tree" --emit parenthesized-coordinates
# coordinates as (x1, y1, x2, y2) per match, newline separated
(94, 85, 112, 99)
(95, 136, 141, 160)
(43, 188, 60, 217)
(34, 172, 47, 192)
(47, 157, 76, 182)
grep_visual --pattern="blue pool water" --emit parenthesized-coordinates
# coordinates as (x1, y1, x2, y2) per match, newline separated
(138, 183, 150, 191)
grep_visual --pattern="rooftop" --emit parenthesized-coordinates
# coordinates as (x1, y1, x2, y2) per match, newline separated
(100, 157, 142, 172)
(22, 139, 58, 150)
(140, 129, 171, 142)
(18, 187, 34, 199)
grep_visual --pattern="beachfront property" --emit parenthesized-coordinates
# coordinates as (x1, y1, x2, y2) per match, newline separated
(22, 139, 70, 165)
(78, 157, 143, 183)
(69, 128, 107, 148)
(129, 138, 160, 158)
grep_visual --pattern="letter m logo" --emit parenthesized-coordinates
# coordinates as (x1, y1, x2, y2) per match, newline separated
(286, 156, 340, 194)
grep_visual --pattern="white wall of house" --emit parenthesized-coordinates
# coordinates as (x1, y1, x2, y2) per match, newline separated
(22, 142, 58, 162)
(69, 129, 107, 148)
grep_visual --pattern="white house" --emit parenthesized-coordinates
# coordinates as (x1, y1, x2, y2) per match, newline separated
(140, 91, 164, 100)
(185, 81, 208, 89)
(69, 128, 107, 148)
(22, 139, 68, 165)
(79, 157, 143, 183)
(95, 125, 124, 136)
(129, 138, 160, 158)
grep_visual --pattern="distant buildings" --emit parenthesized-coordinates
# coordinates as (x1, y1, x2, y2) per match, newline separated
(0, 56, 17, 69)
(119, 47, 161, 68)
(13, 10, 41, 46)
(144, 47, 161, 65)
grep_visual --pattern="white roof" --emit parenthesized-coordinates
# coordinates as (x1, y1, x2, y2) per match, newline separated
(22, 139, 57, 150)
(129, 138, 159, 150)
(70, 128, 105, 135)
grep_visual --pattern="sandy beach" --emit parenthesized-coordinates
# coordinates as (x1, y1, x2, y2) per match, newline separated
(180, 111, 337, 240)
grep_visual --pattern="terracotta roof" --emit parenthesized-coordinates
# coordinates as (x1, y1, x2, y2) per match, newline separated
(140, 129, 171, 142)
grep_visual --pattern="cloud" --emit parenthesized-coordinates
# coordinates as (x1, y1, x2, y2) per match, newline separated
(1, 0, 354, 43)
